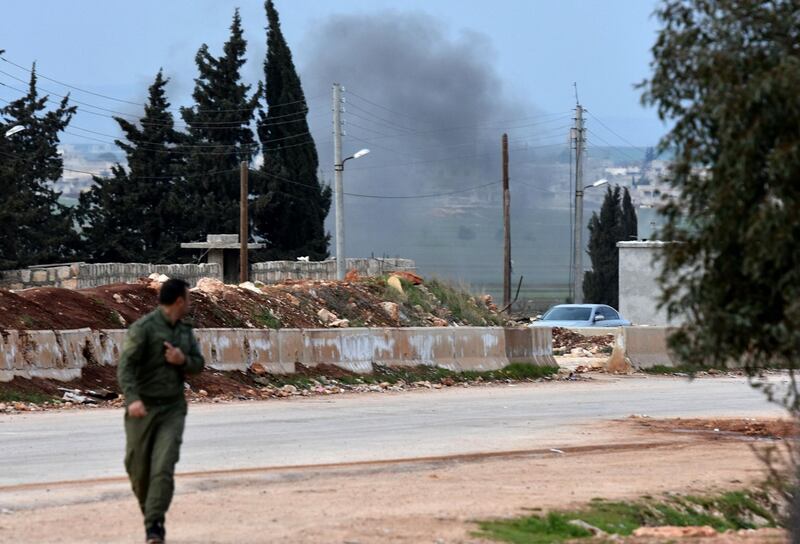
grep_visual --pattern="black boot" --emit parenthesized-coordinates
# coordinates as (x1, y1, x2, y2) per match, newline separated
(145, 521, 166, 544)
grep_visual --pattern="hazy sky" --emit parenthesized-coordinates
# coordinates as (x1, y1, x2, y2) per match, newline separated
(0, 0, 665, 146)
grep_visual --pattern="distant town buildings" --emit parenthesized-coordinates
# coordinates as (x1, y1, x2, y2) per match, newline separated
(54, 143, 121, 201)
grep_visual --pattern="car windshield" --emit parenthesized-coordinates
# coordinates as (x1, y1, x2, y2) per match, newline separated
(542, 307, 592, 321)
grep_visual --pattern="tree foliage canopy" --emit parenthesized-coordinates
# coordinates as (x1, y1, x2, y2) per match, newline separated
(77, 70, 185, 262)
(0, 63, 78, 269)
(583, 186, 637, 308)
(642, 0, 800, 406)
(254, 0, 331, 260)
(179, 9, 261, 244)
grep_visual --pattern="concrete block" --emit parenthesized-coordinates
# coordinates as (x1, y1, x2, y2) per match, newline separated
(504, 328, 533, 362)
(31, 270, 48, 283)
(20, 269, 31, 283)
(622, 326, 676, 368)
(369, 328, 398, 366)
(94, 330, 126, 366)
(0, 330, 21, 372)
(59, 279, 78, 290)
(16, 330, 62, 370)
(57, 328, 93, 370)
(277, 329, 303, 368)
(389, 327, 455, 368)
(195, 329, 248, 372)
(530, 327, 558, 367)
(302, 328, 375, 373)
(241, 329, 292, 374)
(451, 327, 507, 371)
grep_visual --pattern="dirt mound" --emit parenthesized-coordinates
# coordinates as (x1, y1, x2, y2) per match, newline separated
(0, 276, 501, 331)
(0, 290, 66, 329)
(634, 417, 799, 440)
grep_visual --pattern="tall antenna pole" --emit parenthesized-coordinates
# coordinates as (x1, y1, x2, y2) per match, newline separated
(333, 82, 345, 280)
(502, 133, 511, 310)
(572, 104, 585, 303)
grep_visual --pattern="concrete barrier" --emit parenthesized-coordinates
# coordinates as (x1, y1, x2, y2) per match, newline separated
(450, 327, 506, 371)
(301, 328, 376, 373)
(621, 326, 677, 368)
(0, 326, 559, 382)
(529, 327, 558, 367)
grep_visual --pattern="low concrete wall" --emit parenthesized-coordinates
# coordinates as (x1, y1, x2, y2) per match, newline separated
(0, 326, 556, 382)
(0, 263, 221, 290)
(250, 258, 416, 283)
(621, 326, 677, 368)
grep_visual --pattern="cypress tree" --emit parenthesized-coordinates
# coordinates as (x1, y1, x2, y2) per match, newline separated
(0, 63, 78, 269)
(621, 187, 638, 242)
(180, 9, 261, 243)
(582, 186, 623, 307)
(254, 0, 331, 260)
(77, 70, 185, 262)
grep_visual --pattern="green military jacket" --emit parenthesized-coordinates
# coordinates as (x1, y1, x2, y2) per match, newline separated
(117, 308, 205, 405)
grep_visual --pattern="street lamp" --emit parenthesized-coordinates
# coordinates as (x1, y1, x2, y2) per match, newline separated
(4, 125, 25, 138)
(334, 148, 370, 280)
(572, 178, 610, 304)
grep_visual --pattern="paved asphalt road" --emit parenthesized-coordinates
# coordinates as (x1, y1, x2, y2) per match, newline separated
(0, 376, 785, 487)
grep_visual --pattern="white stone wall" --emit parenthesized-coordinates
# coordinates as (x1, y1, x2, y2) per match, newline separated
(617, 242, 680, 326)
(0, 263, 221, 290)
(251, 258, 416, 283)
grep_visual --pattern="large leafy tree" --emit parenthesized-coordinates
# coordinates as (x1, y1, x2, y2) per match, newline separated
(180, 9, 261, 243)
(253, 0, 331, 260)
(643, 0, 800, 385)
(583, 186, 636, 307)
(77, 70, 185, 262)
(642, 0, 800, 533)
(0, 61, 78, 269)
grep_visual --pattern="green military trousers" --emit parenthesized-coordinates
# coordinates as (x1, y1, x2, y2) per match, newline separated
(124, 398, 187, 527)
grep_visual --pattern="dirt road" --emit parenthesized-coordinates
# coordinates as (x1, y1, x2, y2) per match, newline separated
(0, 376, 788, 543)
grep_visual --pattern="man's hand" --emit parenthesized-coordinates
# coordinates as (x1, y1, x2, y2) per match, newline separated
(164, 341, 186, 366)
(127, 400, 147, 418)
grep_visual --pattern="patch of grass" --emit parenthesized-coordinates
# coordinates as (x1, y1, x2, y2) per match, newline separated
(19, 314, 35, 328)
(426, 279, 503, 326)
(475, 489, 780, 543)
(253, 309, 282, 329)
(0, 390, 54, 404)
(479, 513, 592, 544)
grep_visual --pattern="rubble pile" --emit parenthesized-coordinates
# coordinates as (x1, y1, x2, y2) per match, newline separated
(551, 327, 614, 357)
(0, 361, 569, 414)
(0, 273, 502, 331)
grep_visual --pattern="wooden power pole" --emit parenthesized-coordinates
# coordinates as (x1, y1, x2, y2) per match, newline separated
(502, 133, 511, 310)
(239, 161, 249, 284)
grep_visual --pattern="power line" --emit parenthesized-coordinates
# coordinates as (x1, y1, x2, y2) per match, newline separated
(346, 91, 437, 124)
(585, 110, 649, 151)
(0, 54, 326, 112)
(341, 111, 573, 141)
(585, 128, 642, 164)
(0, 149, 240, 180)
(0, 76, 316, 129)
(250, 168, 499, 200)
(341, 141, 567, 172)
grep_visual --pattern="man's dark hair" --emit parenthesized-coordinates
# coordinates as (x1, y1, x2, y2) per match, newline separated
(159, 279, 189, 305)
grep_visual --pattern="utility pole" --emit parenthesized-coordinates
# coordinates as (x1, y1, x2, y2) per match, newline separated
(572, 104, 585, 304)
(239, 161, 249, 284)
(502, 133, 511, 310)
(332, 82, 346, 280)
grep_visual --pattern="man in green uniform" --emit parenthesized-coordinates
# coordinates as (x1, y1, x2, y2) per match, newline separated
(117, 278, 204, 544)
